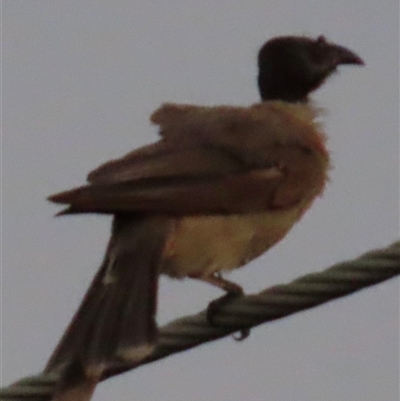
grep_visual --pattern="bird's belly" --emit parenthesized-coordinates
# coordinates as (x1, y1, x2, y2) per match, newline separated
(161, 208, 303, 279)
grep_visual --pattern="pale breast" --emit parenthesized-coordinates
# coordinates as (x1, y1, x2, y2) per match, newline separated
(160, 206, 305, 279)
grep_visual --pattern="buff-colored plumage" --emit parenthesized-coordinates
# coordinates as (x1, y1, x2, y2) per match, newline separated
(150, 102, 330, 278)
(46, 36, 363, 401)
(52, 101, 328, 216)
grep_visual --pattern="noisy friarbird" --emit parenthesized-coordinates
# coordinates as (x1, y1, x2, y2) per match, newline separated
(46, 35, 363, 401)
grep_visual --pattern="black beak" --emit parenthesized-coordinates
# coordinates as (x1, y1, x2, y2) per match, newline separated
(329, 43, 365, 66)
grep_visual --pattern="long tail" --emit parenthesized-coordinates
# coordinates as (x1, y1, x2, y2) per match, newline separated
(45, 215, 170, 400)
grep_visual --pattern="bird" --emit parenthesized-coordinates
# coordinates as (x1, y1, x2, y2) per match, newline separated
(45, 35, 364, 400)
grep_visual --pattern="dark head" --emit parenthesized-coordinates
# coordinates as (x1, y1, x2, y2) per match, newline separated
(258, 35, 364, 103)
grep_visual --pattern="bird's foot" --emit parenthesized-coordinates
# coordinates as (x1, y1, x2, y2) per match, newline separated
(189, 272, 250, 340)
(206, 289, 250, 341)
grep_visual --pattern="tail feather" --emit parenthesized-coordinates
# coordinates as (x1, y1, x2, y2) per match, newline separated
(46, 215, 170, 398)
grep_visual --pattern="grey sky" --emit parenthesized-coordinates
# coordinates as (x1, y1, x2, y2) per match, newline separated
(3, 1, 399, 400)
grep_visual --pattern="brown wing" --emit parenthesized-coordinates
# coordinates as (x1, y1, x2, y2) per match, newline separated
(50, 158, 284, 216)
(49, 102, 328, 216)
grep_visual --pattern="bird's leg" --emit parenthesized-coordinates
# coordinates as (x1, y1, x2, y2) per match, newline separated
(190, 272, 250, 340)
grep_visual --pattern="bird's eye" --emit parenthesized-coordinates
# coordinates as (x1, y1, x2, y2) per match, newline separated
(308, 36, 329, 64)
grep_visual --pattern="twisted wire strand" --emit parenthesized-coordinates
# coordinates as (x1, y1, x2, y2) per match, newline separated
(2, 241, 399, 400)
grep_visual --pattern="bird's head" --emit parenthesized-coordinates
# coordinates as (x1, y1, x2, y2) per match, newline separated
(257, 35, 364, 102)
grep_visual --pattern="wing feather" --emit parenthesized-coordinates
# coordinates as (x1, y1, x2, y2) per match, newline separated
(49, 101, 328, 216)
